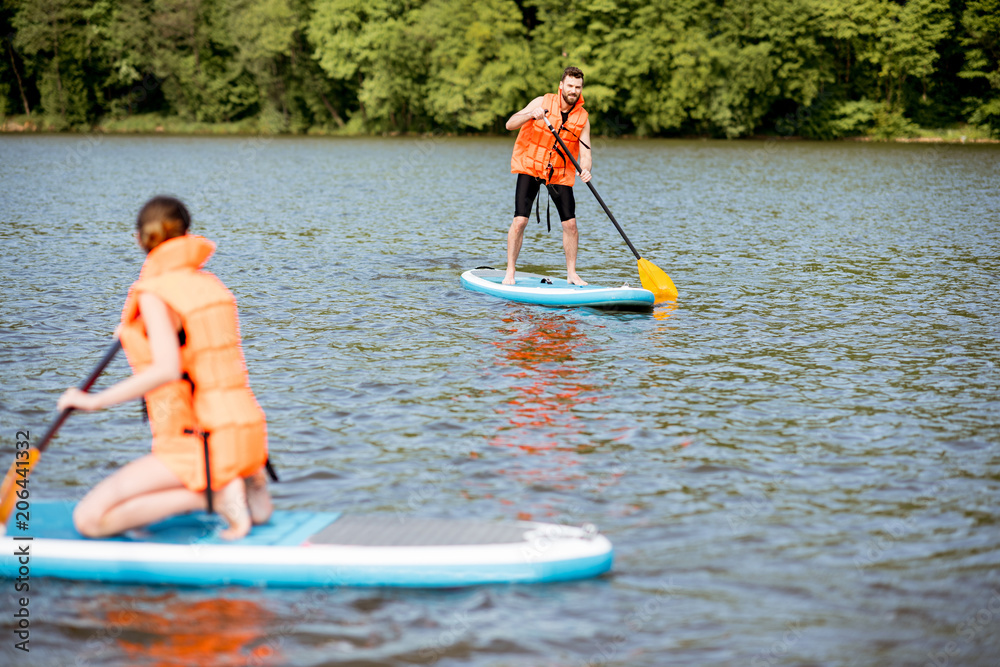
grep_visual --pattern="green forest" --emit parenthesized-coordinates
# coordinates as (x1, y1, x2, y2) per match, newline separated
(1, 0, 998, 138)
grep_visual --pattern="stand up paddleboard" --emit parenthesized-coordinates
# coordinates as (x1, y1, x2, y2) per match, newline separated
(461, 268, 654, 310)
(0, 501, 612, 588)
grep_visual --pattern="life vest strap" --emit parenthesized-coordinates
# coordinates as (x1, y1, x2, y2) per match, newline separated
(543, 183, 556, 233)
(560, 122, 589, 150)
(183, 427, 213, 514)
(533, 175, 553, 233)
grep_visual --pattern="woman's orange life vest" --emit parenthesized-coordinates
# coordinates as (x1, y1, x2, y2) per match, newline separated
(510, 91, 588, 186)
(118, 234, 267, 492)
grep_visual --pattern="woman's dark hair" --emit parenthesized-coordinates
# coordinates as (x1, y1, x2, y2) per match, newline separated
(136, 196, 190, 253)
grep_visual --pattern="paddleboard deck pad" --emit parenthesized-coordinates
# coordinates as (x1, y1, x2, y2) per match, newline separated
(461, 268, 654, 310)
(1, 501, 612, 588)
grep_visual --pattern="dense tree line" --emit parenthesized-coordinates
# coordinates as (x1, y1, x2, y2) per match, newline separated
(1, 0, 997, 137)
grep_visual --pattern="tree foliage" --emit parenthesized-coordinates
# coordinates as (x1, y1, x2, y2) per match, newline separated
(2, 0, 998, 137)
(960, 0, 1000, 130)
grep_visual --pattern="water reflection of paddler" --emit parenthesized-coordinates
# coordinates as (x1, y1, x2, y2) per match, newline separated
(56, 196, 272, 540)
(92, 594, 280, 666)
(490, 312, 604, 458)
(504, 66, 593, 287)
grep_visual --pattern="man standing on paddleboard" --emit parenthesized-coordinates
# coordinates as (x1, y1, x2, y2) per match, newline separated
(504, 66, 593, 286)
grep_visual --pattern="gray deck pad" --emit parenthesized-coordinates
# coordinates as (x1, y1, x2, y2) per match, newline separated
(309, 516, 531, 547)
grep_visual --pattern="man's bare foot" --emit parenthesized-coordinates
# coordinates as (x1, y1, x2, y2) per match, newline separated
(502, 271, 516, 285)
(567, 274, 588, 286)
(245, 468, 273, 525)
(215, 478, 252, 540)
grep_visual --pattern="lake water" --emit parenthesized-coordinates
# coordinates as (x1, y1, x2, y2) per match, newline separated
(1, 134, 999, 666)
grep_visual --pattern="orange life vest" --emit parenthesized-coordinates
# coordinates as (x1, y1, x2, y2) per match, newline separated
(118, 234, 267, 492)
(510, 92, 588, 186)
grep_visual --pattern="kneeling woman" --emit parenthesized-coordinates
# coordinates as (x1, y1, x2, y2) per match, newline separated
(58, 196, 272, 540)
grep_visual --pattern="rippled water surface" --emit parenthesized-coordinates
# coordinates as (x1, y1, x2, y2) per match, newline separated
(1, 135, 999, 666)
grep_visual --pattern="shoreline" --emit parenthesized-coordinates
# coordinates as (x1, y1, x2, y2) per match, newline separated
(1, 117, 996, 143)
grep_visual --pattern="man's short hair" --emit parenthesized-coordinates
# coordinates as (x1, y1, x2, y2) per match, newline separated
(561, 67, 584, 82)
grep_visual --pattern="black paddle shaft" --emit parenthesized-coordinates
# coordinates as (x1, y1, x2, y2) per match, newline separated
(542, 116, 642, 260)
(35, 339, 122, 455)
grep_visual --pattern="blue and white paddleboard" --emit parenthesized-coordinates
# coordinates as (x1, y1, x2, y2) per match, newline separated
(461, 268, 654, 310)
(0, 501, 612, 588)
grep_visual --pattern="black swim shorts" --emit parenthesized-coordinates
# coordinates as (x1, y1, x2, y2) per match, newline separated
(514, 173, 576, 221)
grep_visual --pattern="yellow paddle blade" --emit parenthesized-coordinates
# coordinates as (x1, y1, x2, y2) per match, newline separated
(0, 448, 40, 525)
(637, 258, 678, 303)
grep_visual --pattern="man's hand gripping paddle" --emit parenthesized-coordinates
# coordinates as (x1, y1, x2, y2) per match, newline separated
(0, 339, 122, 525)
(542, 116, 678, 303)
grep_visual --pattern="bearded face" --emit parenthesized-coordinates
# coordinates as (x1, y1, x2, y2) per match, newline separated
(560, 76, 583, 106)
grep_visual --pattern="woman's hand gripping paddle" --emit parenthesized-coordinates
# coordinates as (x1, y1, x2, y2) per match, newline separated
(542, 116, 678, 303)
(0, 339, 122, 525)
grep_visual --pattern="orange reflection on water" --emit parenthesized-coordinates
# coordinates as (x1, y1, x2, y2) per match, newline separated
(101, 594, 281, 667)
(653, 300, 678, 321)
(485, 310, 621, 501)
(490, 311, 603, 455)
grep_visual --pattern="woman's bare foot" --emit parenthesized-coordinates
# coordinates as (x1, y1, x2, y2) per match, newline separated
(215, 478, 252, 540)
(245, 468, 273, 525)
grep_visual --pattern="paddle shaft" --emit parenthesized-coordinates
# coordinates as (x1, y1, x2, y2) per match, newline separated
(542, 116, 642, 260)
(35, 339, 122, 455)
(0, 338, 122, 524)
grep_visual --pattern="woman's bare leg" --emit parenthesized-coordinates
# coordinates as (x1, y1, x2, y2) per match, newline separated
(74, 453, 266, 540)
(73, 454, 204, 538)
(214, 477, 251, 540)
(244, 468, 273, 525)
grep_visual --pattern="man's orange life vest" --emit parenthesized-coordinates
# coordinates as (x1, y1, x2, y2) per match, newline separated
(118, 234, 267, 492)
(511, 92, 588, 186)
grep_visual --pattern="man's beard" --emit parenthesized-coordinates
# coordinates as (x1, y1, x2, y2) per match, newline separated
(562, 90, 579, 106)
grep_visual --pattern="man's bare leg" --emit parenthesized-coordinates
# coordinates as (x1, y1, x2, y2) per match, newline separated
(504, 216, 529, 285)
(562, 218, 588, 285)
